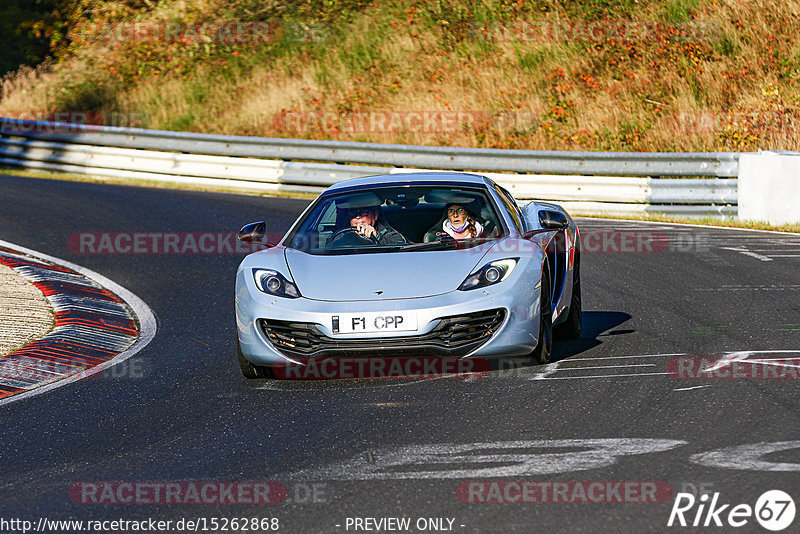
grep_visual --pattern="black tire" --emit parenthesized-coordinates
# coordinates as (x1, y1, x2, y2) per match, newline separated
(237, 338, 272, 379)
(555, 246, 582, 340)
(532, 267, 553, 365)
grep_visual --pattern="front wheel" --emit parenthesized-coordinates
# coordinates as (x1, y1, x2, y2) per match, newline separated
(531, 268, 553, 365)
(237, 338, 272, 379)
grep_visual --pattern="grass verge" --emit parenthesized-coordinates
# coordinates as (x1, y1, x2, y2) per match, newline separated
(2, 0, 799, 152)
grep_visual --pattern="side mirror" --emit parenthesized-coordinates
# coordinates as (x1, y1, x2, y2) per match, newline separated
(538, 210, 569, 231)
(238, 221, 272, 244)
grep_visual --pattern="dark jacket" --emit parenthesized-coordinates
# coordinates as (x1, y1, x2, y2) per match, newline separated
(373, 220, 407, 245)
(328, 219, 407, 248)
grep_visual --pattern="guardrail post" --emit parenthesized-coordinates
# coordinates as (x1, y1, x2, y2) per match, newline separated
(739, 151, 800, 225)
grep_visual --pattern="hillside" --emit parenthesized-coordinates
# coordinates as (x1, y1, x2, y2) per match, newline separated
(1, 0, 799, 152)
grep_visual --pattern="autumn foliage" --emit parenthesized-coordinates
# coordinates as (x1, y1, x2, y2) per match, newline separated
(2, 0, 799, 152)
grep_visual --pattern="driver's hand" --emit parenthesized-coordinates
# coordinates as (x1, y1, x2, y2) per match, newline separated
(355, 223, 376, 239)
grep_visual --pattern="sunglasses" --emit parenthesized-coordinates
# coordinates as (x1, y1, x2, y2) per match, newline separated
(447, 207, 466, 216)
(348, 208, 375, 217)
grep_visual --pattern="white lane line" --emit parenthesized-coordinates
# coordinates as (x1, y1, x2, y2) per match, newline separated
(528, 354, 680, 380)
(697, 285, 800, 291)
(532, 350, 800, 382)
(564, 353, 685, 361)
(715, 239, 800, 244)
(741, 361, 800, 370)
(554, 363, 656, 372)
(674, 385, 712, 392)
(543, 372, 670, 380)
(699, 350, 800, 377)
(719, 247, 773, 262)
(530, 362, 560, 380)
(702, 351, 751, 374)
(766, 255, 800, 258)
(727, 350, 800, 354)
(0, 238, 158, 408)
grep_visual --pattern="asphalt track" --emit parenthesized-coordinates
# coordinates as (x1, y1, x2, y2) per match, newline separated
(0, 173, 799, 533)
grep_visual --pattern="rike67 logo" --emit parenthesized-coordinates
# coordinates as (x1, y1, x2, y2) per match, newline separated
(668, 490, 796, 531)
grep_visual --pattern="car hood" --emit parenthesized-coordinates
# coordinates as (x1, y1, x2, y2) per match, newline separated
(284, 246, 491, 301)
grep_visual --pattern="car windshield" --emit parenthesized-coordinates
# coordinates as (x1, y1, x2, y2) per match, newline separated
(286, 185, 506, 255)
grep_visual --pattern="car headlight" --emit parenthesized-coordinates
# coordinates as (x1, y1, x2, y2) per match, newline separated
(458, 258, 518, 291)
(252, 268, 301, 298)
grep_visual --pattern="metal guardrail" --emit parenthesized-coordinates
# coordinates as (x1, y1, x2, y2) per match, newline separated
(0, 119, 741, 218)
(1, 119, 741, 177)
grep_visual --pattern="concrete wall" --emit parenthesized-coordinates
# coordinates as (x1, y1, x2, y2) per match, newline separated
(739, 151, 800, 225)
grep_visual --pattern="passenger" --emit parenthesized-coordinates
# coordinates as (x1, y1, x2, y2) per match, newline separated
(440, 203, 484, 239)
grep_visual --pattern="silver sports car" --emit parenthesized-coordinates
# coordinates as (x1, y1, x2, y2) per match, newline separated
(235, 172, 581, 378)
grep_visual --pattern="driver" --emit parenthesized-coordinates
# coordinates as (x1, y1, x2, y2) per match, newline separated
(333, 193, 406, 245)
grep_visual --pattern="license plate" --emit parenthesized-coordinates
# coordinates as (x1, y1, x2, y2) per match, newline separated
(331, 312, 417, 334)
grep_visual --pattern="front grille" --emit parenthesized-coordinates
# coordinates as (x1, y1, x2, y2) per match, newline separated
(260, 309, 505, 359)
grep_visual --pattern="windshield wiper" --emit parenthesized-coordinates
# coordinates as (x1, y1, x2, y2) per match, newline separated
(318, 244, 405, 255)
(396, 236, 501, 252)
(392, 240, 458, 251)
(313, 237, 497, 254)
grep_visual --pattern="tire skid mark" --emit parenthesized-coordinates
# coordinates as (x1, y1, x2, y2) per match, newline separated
(0, 247, 139, 399)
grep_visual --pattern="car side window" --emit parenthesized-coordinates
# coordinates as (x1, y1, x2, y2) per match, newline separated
(318, 201, 337, 226)
(493, 185, 523, 233)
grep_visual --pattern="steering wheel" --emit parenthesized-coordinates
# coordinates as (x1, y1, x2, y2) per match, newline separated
(326, 227, 373, 248)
